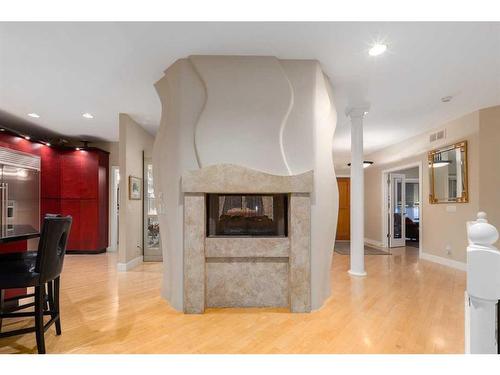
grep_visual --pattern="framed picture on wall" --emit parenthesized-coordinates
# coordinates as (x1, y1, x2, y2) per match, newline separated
(129, 176, 142, 200)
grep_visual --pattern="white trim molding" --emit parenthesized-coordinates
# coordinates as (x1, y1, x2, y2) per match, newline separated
(117, 256, 143, 272)
(420, 251, 466, 271)
(364, 238, 387, 250)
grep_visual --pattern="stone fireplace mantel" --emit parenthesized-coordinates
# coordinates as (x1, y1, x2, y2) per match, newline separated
(182, 164, 313, 193)
(181, 164, 313, 313)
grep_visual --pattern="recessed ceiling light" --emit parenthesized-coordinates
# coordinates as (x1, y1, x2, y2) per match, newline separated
(75, 147, 81, 151)
(368, 43, 387, 56)
(24, 136, 31, 140)
(27, 113, 40, 118)
(45, 142, 51, 147)
(441, 96, 453, 103)
(82, 113, 94, 119)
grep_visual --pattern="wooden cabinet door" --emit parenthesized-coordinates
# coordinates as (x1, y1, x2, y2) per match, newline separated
(40, 146, 61, 199)
(60, 199, 81, 250)
(336, 178, 350, 241)
(60, 150, 99, 200)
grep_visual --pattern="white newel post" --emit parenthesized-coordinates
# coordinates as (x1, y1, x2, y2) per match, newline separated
(346, 106, 369, 277)
(465, 212, 500, 354)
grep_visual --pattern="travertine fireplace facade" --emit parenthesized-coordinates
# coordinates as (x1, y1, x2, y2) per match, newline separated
(182, 164, 312, 313)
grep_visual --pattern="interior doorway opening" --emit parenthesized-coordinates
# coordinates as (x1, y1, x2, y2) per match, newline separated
(143, 155, 162, 262)
(382, 162, 422, 255)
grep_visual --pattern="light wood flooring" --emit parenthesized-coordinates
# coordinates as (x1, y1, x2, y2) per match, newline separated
(0, 246, 465, 354)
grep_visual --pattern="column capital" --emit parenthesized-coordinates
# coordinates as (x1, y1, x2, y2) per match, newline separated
(345, 105, 370, 119)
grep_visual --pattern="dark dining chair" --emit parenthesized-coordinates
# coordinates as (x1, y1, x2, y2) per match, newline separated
(0, 215, 72, 354)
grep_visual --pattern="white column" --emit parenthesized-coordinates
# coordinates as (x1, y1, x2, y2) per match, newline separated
(346, 106, 369, 277)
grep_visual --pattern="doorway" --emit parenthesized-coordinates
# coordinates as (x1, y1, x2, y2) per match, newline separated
(336, 177, 350, 241)
(143, 156, 162, 262)
(382, 163, 422, 254)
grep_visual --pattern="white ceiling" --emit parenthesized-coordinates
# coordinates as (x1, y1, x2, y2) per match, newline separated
(1, 22, 499, 167)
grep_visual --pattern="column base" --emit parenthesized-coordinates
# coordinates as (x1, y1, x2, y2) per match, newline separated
(348, 269, 367, 277)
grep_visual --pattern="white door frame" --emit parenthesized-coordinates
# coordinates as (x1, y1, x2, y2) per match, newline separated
(109, 166, 120, 252)
(381, 161, 423, 257)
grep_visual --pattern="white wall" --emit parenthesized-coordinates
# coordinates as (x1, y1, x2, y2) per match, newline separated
(153, 56, 338, 311)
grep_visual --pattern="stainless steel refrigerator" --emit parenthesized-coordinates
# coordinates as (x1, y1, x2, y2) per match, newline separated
(0, 147, 40, 240)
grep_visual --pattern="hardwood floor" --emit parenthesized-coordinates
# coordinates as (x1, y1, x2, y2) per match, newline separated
(0, 247, 465, 354)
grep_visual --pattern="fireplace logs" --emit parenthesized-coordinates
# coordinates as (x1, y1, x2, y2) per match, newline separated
(207, 194, 287, 237)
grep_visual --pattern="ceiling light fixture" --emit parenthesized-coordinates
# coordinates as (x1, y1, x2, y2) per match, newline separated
(432, 160, 452, 168)
(24, 135, 31, 140)
(368, 43, 387, 56)
(82, 113, 94, 119)
(45, 142, 51, 147)
(441, 96, 453, 103)
(75, 147, 81, 151)
(27, 113, 40, 118)
(348, 161, 374, 169)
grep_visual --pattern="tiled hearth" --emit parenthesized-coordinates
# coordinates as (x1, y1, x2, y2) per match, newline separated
(181, 164, 312, 313)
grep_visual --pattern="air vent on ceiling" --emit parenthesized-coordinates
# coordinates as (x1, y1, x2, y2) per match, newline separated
(429, 129, 446, 143)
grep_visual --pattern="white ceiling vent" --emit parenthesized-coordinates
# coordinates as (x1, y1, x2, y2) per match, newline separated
(429, 129, 446, 143)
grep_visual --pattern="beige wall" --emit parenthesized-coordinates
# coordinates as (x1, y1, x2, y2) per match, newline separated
(94, 141, 119, 167)
(118, 114, 154, 264)
(478, 106, 500, 230)
(364, 111, 481, 263)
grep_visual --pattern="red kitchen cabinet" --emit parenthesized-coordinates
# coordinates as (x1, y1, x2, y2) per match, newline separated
(60, 150, 99, 200)
(40, 145, 61, 199)
(0, 133, 109, 254)
(81, 151, 99, 199)
(59, 151, 81, 199)
(41, 198, 61, 223)
(60, 199, 81, 251)
(57, 148, 108, 253)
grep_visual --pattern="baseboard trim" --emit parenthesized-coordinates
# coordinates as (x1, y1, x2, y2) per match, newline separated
(67, 248, 107, 255)
(420, 252, 466, 271)
(364, 238, 387, 251)
(117, 256, 143, 272)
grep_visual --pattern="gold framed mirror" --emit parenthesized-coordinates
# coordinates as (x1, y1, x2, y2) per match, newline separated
(428, 140, 468, 204)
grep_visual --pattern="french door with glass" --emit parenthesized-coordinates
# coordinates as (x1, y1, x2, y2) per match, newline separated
(389, 173, 406, 247)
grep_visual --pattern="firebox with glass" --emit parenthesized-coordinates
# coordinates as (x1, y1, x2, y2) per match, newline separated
(206, 194, 288, 237)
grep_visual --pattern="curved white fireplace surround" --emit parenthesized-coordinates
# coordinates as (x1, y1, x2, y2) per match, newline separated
(153, 56, 338, 312)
